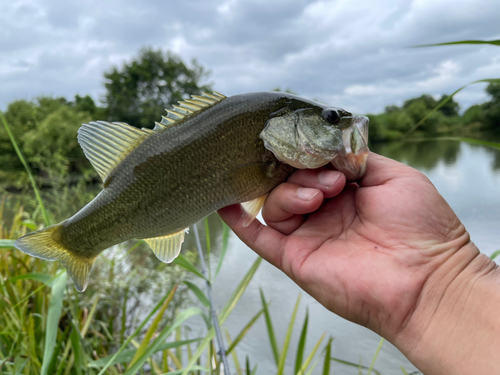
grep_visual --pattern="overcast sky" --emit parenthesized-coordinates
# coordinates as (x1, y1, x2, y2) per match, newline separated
(1, 0, 499, 115)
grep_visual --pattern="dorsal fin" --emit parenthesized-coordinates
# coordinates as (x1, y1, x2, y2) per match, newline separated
(155, 91, 227, 131)
(78, 92, 227, 182)
(77, 121, 150, 183)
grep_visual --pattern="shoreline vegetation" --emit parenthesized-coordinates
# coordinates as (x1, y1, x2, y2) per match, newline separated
(1, 42, 499, 374)
(1, 48, 500, 192)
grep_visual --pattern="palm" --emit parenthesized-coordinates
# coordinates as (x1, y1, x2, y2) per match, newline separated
(218, 153, 467, 338)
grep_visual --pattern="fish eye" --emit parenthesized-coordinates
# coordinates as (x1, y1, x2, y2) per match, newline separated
(322, 109, 340, 125)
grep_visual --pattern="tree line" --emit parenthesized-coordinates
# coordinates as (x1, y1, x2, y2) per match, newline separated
(367, 86, 500, 142)
(0, 48, 211, 188)
(1, 47, 499, 188)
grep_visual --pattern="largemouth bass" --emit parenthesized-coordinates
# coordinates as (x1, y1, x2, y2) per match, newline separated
(15, 91, 369, 291)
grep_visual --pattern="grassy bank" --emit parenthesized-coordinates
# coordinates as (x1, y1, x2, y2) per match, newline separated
(0, 105, 418, 375)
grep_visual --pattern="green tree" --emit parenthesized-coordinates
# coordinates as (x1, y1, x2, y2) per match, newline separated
(437, 94, 460, 117)
(482, 82, 500, 129)
(22, 106, 91, 178)
(103, 47, 211, 129)
(384, 105, 400, 113)
(462, 104, 484, 125)
(0, 96, 94, 187)
(403, 94, 438, 111)
(71, 94, 105, 118)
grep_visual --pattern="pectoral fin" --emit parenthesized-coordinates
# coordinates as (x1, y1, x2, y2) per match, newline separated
(241, 195, 268, 227)
(144, 229, 187, 263)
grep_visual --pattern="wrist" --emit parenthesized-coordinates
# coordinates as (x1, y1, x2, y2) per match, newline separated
(396, 242, 500, 374)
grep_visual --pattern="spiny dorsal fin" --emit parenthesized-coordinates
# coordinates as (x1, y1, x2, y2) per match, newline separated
(155, 91, 227, 131)
(144, 229, 188, 263)
(77, 121, 150, 183)
(79, 92, 227, 181)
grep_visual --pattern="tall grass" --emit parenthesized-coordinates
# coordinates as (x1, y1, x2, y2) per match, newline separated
(0, 108, 423, 374)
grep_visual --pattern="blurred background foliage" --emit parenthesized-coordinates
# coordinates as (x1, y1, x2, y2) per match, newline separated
(0, 41, 499, 375)
(0, 47, 211, 190)
(1, 46, 499, 191)
(367, 88, 500, 142)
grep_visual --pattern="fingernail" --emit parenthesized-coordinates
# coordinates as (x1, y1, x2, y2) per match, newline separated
(297, 188, 319, 201)
(318, 170, 341, 188)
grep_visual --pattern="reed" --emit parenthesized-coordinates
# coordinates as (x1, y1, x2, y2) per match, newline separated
(1, 100, 424, 375)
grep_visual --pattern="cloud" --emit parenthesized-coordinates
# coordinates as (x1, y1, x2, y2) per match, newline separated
(1, 0, 499, 115)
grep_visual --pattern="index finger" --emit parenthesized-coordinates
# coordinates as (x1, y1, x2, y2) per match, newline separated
(218, 204, 285, 270)
(360, 152, 416, 187)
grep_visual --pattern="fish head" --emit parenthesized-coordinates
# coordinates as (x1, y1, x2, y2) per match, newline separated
(260, 105, 369, 181)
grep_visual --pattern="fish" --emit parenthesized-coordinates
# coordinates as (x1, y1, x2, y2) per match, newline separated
(15, 91, 369, 291)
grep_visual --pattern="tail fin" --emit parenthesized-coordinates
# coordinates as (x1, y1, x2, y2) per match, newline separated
(14, 223, 96, 292)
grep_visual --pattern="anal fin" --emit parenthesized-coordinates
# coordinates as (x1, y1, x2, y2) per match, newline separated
(241, 195, 268, 227)
(144, 229, 187, 263)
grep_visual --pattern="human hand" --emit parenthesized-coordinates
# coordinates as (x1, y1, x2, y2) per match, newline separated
(218, 153, 496, 367)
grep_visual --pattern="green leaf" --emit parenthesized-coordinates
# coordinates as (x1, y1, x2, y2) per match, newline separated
(404, 79, 500, 137)
(81, 297, 99, 337)
(226, 306, 266, 354)
(181, 256, 262, 375)
(69, 323, 84, 375)
(90, 339, 200, 367)
(260, 288, 280, 365)
(41, 271, 67, 375)
(246, 356, 251, 375)
(0, 111, 50, 226)
(304, 360, 319, 375)
(454, 138, 500, 151)
(128, 285, 177, 368)
(367, 338, 385, 375)
(0, 239, 16, 249)
(413, 39, 500, 48)
(96, 287, 182, 375)
(156, 365, 211, 374)
(13, 357, 29, 375)
(8, 272, 54, 286)
(331, 357, 383, 375)
(298, 333, 325, 374)
(183, 280, 210, 308)
(322, 337, 333, 375)
(214, 221, 230, 280)
(204, 217, 211, 280)
(123, 307, 204, 375)
(225, 330, 243, 375)
(277, 294, 301, 375)
(173, 253, 207, 280)
(400, 366, 410, 375)
(219, 256, 262, 322)
(204, 217, 211, 253)
(490, 250, 500, 260)
(295, 308, 309, 374)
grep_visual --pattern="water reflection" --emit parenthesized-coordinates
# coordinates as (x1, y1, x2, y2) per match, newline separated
(3, 140, 499, 374)
(372, 139, 500, 172)
(199, 140, 500, 375)
(371, 140, 461, 169)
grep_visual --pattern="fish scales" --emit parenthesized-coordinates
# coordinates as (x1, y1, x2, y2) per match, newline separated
(63, 92, 294, 256)
(15, 91, 370, 291)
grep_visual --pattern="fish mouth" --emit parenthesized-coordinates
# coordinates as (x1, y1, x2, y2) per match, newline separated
(331, 115, 369, 181)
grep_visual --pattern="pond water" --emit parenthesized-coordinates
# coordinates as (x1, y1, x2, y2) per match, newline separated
(187, 140, 500, 375)
(3, 140, 499, 374)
